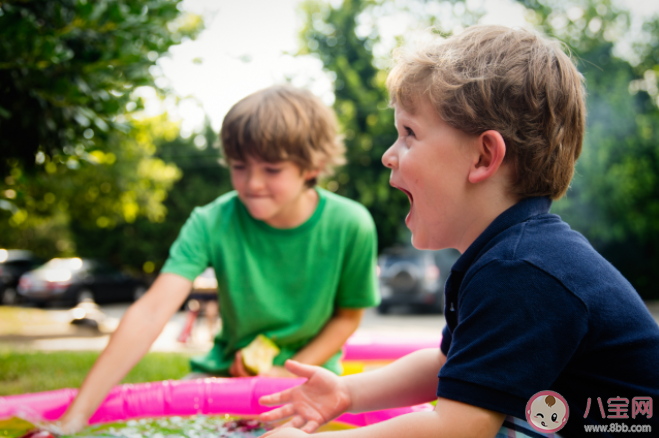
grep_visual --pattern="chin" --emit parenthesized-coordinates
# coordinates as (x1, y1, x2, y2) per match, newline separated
(246, 208, 274, 221)
(410, 234, 430, 250)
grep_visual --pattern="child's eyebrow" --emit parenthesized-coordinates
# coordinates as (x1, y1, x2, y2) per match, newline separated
(397, 115, 418, 130)
(394, 113, 410, 126)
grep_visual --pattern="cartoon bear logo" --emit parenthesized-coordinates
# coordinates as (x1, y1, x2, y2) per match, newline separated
(525, 390, 569, 433)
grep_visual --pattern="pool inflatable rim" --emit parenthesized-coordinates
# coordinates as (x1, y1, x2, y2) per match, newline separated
(0, 376, 433, 429)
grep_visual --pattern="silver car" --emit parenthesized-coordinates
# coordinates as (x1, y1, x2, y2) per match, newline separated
(18, 258, 146, 306)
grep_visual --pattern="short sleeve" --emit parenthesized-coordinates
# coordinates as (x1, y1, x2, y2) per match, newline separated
(334, 210, 380, 309)
(437, 260, 588, 416)
(161, 207, 211, 281)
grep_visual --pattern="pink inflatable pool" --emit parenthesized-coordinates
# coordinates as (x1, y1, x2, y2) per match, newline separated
(343, 333, 442, 361)
(0, 377, 433, 428)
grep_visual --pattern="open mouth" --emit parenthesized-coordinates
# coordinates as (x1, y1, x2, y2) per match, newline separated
(391, 184, 414, 226)
(394, 185, 413, 205)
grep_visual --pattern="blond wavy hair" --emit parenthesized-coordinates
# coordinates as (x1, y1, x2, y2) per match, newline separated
(220, 85, 345, 186)
(387, 25, 586, 200)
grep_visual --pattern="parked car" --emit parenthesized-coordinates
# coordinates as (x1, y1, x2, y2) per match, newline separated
(17, 257, 147, 306)
(0, 249, 44, 305)
(377, 246, 460, 314)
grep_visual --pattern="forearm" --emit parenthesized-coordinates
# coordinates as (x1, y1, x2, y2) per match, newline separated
(64, 302, 168, 418)
(314, 401, 502, 438)
(62, 274, 190, 423)
(316, 411, 442, 438)
(292, 309, 363, 366)
(344, 348, 445, 413)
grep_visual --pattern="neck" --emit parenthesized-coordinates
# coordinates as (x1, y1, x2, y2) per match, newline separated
(265, 187, 319, 229)
(454, 186, 520, 254)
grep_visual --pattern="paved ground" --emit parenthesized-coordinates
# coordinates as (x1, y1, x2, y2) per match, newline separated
(1, 301, 658, 353)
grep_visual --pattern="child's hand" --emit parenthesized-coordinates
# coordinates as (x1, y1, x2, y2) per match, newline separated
(229, 351, 252, 377)
(258, 360, 351, 434)
(51, 410, 87, 434)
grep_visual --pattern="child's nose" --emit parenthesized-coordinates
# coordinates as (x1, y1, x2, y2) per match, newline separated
(247, 171, 266, 191)
(382, 144, 398, 169)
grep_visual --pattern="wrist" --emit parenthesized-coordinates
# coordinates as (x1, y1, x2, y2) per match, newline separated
(60, 408, 90, 434)
(339, 376, 355, 414)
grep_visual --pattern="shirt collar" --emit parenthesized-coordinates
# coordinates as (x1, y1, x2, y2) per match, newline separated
(451, 197, 552, 273)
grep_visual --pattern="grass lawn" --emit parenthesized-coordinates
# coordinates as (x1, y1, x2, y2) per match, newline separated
(0, 349, 194, 396)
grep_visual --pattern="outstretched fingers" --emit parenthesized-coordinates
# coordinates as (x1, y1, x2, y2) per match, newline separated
(259, 387, 294, 407)
(260, 404, 296, 422)
(283, 360, 319, 379)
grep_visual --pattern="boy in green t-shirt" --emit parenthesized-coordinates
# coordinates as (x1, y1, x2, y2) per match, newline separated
(58, 85, 380, 432)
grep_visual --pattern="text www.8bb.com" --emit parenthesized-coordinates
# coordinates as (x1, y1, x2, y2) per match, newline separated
(584, 423, 652, 433)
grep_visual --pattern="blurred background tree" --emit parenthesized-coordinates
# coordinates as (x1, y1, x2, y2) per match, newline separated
(516, 0, 659, 299)
(299, 0, 409, 252)
(0, 0, 226, 274)
(70, 121, 231, 273)
(0, 0, 201, 176)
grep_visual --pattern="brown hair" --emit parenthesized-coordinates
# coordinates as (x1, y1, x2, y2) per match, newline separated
(545, 395, 556, 407)
(386, 25, 586, 200)
(220, 85, 345, 186)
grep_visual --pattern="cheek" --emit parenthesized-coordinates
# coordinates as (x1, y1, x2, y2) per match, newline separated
(230, 172, 249, 193)
(274, 173, 305, 195)
(230, 173, 242, 188)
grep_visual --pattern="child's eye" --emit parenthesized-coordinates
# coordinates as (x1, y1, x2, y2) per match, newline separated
(535, 413, 544, 418)
(231, 164, 246, 171)
(551, 413, 558, 422)
(265, 167, 282, 174)
(405, 126, 415, 137)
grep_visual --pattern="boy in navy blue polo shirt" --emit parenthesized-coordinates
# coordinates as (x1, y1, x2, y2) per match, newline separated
(258, 25, 659, 438)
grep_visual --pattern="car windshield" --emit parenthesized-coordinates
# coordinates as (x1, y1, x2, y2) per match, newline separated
(39, 258, 86, 271)
(0, 249, 33, 264)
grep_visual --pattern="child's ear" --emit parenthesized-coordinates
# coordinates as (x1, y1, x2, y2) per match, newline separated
(303, 167, 321, 181)
(468, 130, 507, 184)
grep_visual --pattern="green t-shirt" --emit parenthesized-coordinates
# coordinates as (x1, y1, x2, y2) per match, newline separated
(161, 188, 380, 375)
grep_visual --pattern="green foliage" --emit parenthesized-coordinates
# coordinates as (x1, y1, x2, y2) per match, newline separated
(300, 0, 409, 251)
(71, 122, 232, 273)
(0, 0, 202, 177)
(0, 349, 192, 395)
(0, 115, 184, 264)
(517, 0, 659, 298)
(0, 0, 206, 270)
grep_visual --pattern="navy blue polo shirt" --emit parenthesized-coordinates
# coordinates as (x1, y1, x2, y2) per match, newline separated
(437, 197, 659, 437)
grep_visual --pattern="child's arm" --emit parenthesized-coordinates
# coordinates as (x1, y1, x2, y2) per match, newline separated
(228, 308, 364, 378)
(261, 349, 443, 422)
(57, 273, 192, 433)
(290, 307, 363, 367)
(266, 399, 504, 438)
(260, 351, 504, 437)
